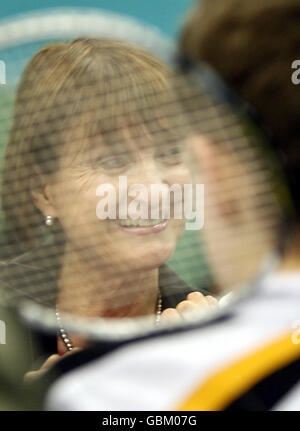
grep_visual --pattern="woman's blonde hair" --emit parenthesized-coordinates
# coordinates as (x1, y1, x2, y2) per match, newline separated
(2, 37, 172, 253)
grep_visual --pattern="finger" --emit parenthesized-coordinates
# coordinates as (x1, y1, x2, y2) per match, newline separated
(43, 347, 81, 368)
(187, 292, 218, 310)
(24, 348, 82, 383)
(184, 295, 210, 309)
(205, 295, 219, 307)
(24, 369, 47, 383)
(186, 291, 205, 304)
(40, 355, 59, 370)
(40, 354, 61, 370)
(161, 308, 182, 321)
(176, 300, 200, 315)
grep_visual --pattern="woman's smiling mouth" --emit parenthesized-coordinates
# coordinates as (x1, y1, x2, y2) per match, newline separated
(115, 219, 169, 235)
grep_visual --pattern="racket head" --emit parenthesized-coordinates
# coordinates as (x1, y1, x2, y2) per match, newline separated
(0, 8, 294, 345)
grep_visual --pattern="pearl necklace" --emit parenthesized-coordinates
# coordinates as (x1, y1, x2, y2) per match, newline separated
(56, 291, 162, 352)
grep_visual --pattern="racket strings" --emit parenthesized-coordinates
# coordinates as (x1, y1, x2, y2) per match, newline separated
(0, 33, 288, 334)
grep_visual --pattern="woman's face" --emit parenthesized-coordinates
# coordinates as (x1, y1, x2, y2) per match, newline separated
(43, 130, 192, 274)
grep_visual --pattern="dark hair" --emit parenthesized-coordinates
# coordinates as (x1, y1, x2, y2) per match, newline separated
(180, 0, 300, 215)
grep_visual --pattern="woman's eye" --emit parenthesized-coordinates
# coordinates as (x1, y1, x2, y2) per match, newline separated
(98, 156, 131, 171)
(156, 146, 183, 165)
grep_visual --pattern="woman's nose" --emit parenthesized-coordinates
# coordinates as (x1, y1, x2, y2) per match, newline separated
(134, 158, 166, 187)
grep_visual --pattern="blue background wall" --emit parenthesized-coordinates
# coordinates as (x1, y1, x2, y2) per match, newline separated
(0, 0, 196, 38)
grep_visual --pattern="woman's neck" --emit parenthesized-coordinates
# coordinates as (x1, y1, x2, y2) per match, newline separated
(56, 244, 160, 319)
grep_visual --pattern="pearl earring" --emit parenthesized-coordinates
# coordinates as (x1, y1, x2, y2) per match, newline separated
(45, 215, 53, 226)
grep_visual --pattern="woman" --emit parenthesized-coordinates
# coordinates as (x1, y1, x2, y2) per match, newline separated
(1, 38, 216, 365)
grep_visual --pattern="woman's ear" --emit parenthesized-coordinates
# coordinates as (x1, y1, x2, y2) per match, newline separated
(30, 165, 58, 219)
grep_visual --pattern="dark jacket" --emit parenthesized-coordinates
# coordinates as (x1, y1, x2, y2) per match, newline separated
(0, 240, 194, 369)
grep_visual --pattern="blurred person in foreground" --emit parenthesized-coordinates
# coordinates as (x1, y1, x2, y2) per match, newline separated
(21, 0, 300, 410)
